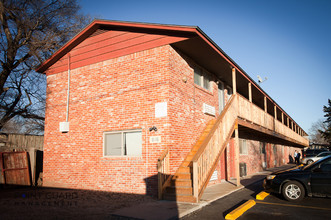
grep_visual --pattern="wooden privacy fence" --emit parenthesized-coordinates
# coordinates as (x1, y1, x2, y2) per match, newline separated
(0, 152, 31, 186)
(0, 133, 44, 151)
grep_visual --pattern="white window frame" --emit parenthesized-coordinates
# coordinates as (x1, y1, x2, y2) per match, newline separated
(103, 129, 142, 157)
(194, 67, 211, 91)
(239, 139, 248, 155)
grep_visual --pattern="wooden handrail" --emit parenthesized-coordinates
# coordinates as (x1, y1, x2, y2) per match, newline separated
(158, 148, 169, 163)
(192, 94, 237, 162)
(237, 94, 308, 147)
(192, 94, 239, 201)
(157, 147, 171, 199)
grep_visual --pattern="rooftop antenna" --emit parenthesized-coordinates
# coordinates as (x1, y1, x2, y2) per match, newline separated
(257, 75, 268, 85)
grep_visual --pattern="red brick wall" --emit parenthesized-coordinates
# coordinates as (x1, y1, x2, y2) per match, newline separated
(44, 44, 223, 196)
(238, 141, 302, 176)
(167, 47, 219, 173)
(44, 40, 302, 196)
(44, 46, 173, 195)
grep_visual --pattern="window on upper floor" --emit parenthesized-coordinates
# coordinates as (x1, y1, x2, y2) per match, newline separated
(273, 145, 277, 154)
(239, 139, 248, 155)
(259, 142, 266, 154)
(194, 67, 211, 91)
(103, 130, 142, 157)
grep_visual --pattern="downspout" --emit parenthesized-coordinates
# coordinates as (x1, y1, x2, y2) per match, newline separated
(66, 53, 71, 122)
(59, 53, 71, 133)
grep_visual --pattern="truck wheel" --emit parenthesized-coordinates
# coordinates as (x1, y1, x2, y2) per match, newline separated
(282, 181, 305, 202)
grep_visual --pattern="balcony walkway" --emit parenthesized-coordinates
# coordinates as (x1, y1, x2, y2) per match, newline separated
(237, 94, 309, 148)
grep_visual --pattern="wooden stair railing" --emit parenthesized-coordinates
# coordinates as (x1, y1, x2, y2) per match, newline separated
(157, 147, 171, 199)
(161, 94, 239, 202)
(160, 92, 308, 202)
(192, 94, 238, 202)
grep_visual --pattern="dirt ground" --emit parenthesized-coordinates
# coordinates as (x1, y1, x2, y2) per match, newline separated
(0, 186, 156, 219)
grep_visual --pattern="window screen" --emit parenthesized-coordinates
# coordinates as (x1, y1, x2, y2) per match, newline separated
(194, 68, 202, 85)
(104, 130, 142, 156)
(105, 133, 122, 156)
(239, 139, 248, 155)
(125, 131, 142, 156)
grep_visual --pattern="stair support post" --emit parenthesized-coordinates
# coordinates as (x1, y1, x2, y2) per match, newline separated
(234, 121, 240, 187)
(193, 161, 199, 202)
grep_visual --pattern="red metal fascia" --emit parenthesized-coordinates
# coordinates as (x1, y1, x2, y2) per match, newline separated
(94, 20, 197, 33)
(36, 20, 197, 73)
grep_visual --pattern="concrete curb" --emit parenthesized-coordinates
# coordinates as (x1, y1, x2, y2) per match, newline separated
(178, 185, 245, 218)
(256, 191, 270, 200)
(225, 200, 256, 220)
(178, 165, 296, 218)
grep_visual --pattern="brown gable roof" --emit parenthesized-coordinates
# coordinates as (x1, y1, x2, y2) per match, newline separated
(36, 19, 307, 136)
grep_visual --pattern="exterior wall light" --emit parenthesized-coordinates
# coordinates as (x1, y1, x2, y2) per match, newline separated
(149, 126, 158, 132)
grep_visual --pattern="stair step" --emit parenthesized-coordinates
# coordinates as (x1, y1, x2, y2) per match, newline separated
(163, 194, 197, 203)
(160, 118, 219, 203)
(166, 186, 193, 195)
(173, 172, 191, 179)
(177, 166, 191, 173)
(171, 179, 192, 187)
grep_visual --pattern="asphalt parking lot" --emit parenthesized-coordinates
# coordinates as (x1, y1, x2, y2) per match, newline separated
(183, 178, 331, 220)
(240, 192, 331, 220)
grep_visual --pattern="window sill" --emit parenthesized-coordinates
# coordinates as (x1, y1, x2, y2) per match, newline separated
(194, 84, 213, 95)
(102, 155, 142, 158)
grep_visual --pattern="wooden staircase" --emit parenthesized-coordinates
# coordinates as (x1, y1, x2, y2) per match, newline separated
(163, 120, 217, 203)
(158, 92, 309, 202)
(158, 94, 238, 203)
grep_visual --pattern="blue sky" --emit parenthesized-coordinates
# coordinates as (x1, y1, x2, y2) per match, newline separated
(79, 0, 331, 133)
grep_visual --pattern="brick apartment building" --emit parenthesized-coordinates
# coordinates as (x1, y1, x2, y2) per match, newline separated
(37, 20, 309, 202)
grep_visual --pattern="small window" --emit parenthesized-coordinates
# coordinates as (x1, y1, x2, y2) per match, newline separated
(194, 68, 202, 85)
(202, 72, 210, 90)
(104, 130, 142, 156)
(194, 67, 211, 91)
(259, 142, 266, 154)
(239, 139, 248, 155)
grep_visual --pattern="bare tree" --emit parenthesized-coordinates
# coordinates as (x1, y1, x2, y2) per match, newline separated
(308, 119, 328, 144)
(320, 99, 331, 145)
(0, 0, 90, 133)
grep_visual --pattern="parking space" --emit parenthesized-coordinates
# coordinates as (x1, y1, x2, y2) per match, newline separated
(239, 193, 331, 220)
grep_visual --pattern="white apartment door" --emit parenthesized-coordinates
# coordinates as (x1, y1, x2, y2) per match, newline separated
(218, 81, 225, 114)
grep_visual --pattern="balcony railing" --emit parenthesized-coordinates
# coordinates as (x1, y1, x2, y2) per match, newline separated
(237, 94, 309, 146)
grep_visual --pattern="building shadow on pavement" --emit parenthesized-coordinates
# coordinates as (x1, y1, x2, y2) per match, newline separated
(0, 176, 180, 220)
